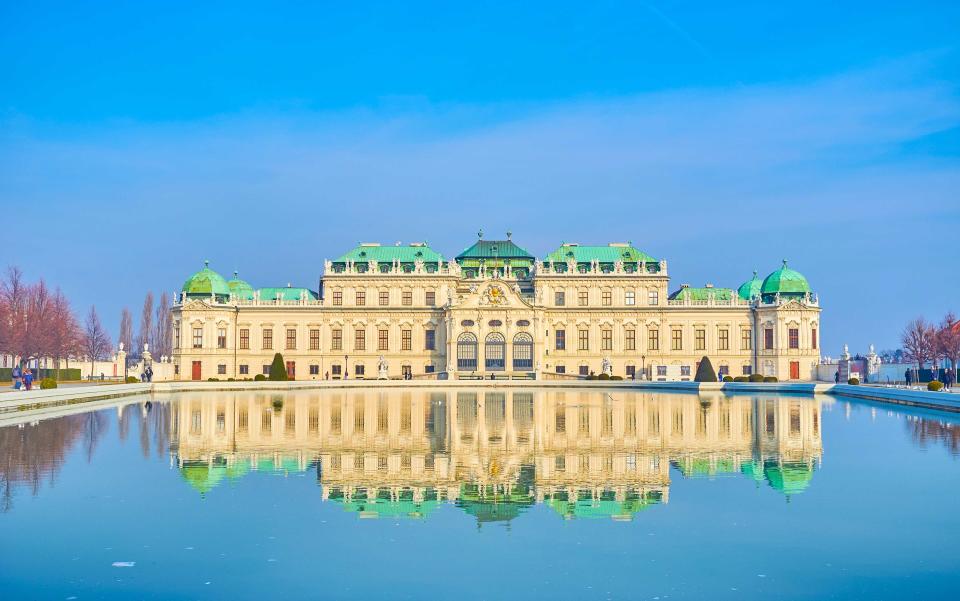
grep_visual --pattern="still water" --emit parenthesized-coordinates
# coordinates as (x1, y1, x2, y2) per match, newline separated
(1, 388, 959, 600)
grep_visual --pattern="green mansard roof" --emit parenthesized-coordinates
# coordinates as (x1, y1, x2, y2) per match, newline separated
(257, 286, 319, 301)
(544, 243, 657, 264)
(456, 237, 534, 261)
(668, 285, 734, 302)
(334, 243, 444, 264)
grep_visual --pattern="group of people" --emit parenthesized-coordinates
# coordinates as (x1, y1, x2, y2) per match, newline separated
(140, 366, 154, 382)
(10, 365, 35, 390)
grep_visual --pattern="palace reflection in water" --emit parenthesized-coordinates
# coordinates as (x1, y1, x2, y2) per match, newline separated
(170, 389, 823, 522)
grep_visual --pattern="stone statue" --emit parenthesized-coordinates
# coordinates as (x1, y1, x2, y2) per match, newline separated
(601, 357, 613, 376)
(378, 355, 389, 380)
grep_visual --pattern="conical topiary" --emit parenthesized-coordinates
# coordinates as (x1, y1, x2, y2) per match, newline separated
(268, 353, 288, 381)
(694, 356, 717, 382)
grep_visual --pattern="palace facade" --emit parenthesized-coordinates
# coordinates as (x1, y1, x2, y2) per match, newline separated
(170, 234, 821, 381)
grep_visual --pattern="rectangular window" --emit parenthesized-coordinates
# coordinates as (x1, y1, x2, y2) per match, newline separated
(239, 364, 249, 375)
(355, 329, 366, 351)
(578, 290, 588, 306)
(354, 364, 365, 377)
(309, 364, 319, 375)
(648, 329, 659, 351)
(174, 323, 180, 349)
(425, 329, 436, 351)
(657, 365, 667, 376)
(718, 329, 729, 351)
(578, 329, 589, 351)
(356, 291, 365, 306)
(555, 291, 565, 306)
(602, 290, 612, 306)
(192, 327, 203, 349)
(812, 327, 818, 350)
(378, 329, 389, 351)
(217, 327, 227, 349)
(401, 329, 412, 351)
(379, 290, 389, 306)
(764, 328, 774, 350)
(217, 364, 226, 375)
(742, 328, 752, 350)
(239, 328, 249, 350)
(309, 329, 320, 350)
(671, 328, 683, 351)
(555, 365, 565, 374)
(332, 290, 342, 306)
(331, 328, 342, 351)
(695, 328, 705, 351)
(648, 290, 659, 306)
(742, 365, 752, 375)
(262, 364, 271, 375)
(625, 329, 636, 351)
(286, 328, 296, 350)
(681, 365, 691, 377)
(262, 329, 273, 350)
(789, 328, 799, 349)
(626, 365, 636, 378)
(579, 365, 589, 376)
(402, 291, 412, 306)
(555, 329, 566, 351)
(625, 290, 635, 306)
(425, 291, 436, 306)
(331, 364, 342, 376)
(601, 329, 612, 351)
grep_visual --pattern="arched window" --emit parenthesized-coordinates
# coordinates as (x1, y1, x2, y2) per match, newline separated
(485, 333, 506, 371)
(457, 333, 478, 371)
(513, 332, 534, 370)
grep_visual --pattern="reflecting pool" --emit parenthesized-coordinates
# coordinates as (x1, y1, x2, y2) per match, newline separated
(1, 389, 959, 600)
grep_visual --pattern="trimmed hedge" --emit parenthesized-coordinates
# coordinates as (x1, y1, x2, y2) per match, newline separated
(847, 377, 860, 385)
(125, 376, 139, 383)
(0, 367, 81, 381)
(269, 353, 288, 381)
(39, 377, 57, 389)
(694, 356, 717, 382)
(733, 376, 749, 382)
(598, 373, 611, 380)
(722, 375, 734, 382)
(928, 380, 944, 392)
(763, 376, 778, 383)
(610, 375, 623, 381)
(254, 374, 266, 381)
(749, 374, 764, 382)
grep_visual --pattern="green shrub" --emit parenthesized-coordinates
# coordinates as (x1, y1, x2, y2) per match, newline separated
(847, 377, 860, 385)
(610, 375, 623, 381)
(268, 353, 288, 381)
(39, 377, 57, 389)
(734, 376, 749, 382)
(598, 373, 611, 380)
(125, 376, 139, 384)
(227, 377, 235, 382)
(207, 377, 219, 382)
(585, 374, 597, 380)
(722, 375, 734, 382)
(928, 380, 944, 392)
(694, 356, 717, 382)
(763, 376, 778, 383)
(749, 373, 764, 383)
(254, 374, 266, 381)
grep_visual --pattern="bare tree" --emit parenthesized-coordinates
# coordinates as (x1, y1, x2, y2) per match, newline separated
(48, 288, 81, 380)
(153, 291, 172, 359)
(81, 306, 112, 379)
(118, 308, 133, 365)
(937, 312, 960, 381)
(135, 292, 154, 360)
(901, 317, 935, 380)
(0, 267, 29, 365)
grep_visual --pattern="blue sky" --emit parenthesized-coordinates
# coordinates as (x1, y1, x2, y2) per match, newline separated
(1, 1, 958, 352)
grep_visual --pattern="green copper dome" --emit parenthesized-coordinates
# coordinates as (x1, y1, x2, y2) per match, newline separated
(182, 261, 231, 299)
(227, 271, 255, 301)
(737, 270, 762, 301)
(760, 260, 811, 298)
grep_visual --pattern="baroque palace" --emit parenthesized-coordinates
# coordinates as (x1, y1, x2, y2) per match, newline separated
(171, 233, 821, 381)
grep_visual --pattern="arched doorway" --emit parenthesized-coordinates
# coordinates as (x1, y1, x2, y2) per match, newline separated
(512, 332, 533, 370)
(457, 333, 478, 371)
(485, 333, 505, 371)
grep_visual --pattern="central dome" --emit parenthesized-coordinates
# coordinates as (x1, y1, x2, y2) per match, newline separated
(760, 260, 810, 298)
(182, 261, 230, 299)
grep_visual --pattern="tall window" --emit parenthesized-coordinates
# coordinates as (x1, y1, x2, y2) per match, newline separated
(512, 333, 533, 370)
(555, 329, 566, 351)
(671, 328, 683, 351)
(601, 329, 612, 351)
(695, 328, 705, 351)
(742, 328, 752, 350)
(789, 328, 799, 349)
(331, 328, 342, 351)
(262, 328, 273, 350)
(356, 291, 365, 306)
(425, 329, 436, 351)
(332, 290, 342, 306)
(425, 291, 436, 306)
(309, 329, 320, 350)
(811, 327, 818, 350)
(578, 290, 588, 306)
(379, 290, 389, 305)
(555, 291, 565, 306)
(601, 290, 612, 306)
(718, 328, 729, 351)
(625, 290, 635, 306)
(174, 322, 180, 349)
(192, 327, 203, 348)
(648, 290, 659, 305)
(401, 329, 412, 351)
(764, 328, 774, 350)
(648, 329, 659, 351)
(286, 328, 297, 350)
(457, 333, 478, 371)
(217, 327, 227, 349)
(485, 334, 506, 371)
(239, 328, 249, 350)
(402, 290, 412, 306)
(378, 329, 389, 351)
(625, 329, 636, 351)
(355, 329, 366, 351)
(578, 329, 589, 351)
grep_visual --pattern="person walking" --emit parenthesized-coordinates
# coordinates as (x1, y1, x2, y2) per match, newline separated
(834, 370, 839, 384)
(12, 363, 22, 389)
(23, 368, 34, 391)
